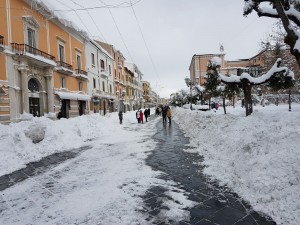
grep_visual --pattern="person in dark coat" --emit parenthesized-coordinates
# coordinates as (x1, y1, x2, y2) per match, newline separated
(211, 102, 216, 110)
(136, 109, 140, 123)
(118, 111, 123, 124)
(162, 107, 167, 124)
(57, 111, 62, 120)
(144, 109, 149, 122)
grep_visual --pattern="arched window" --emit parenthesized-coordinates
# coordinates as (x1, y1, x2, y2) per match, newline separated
(28, 79, 39, 92)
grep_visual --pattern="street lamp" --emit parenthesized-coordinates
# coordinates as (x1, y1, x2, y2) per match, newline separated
(116, 90, 120, 112)
(288, 89, 291, 112)
(121, 89, 126, 113)
(185, 77, 195, 110)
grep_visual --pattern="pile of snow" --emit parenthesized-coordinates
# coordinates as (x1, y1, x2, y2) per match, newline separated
(0, 110, 197, 224)
(0, 115, 95, 176)
(182, 104, 209, 110)
(173, 104, 300, 225)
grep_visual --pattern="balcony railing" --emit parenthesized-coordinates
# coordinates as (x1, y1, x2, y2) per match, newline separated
(0, 35, 4, 45)
(75, 69, 88, 76)
(100, 68, 108, 77)
(11, 43, 55, 61)
(56, 61, 73, 70)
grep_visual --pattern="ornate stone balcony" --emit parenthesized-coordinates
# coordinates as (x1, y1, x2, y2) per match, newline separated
(11, 43, 56, 67)
(75, 69, 88, 80)
(100, 68, 108, 78)
(56, 61, 73, 75)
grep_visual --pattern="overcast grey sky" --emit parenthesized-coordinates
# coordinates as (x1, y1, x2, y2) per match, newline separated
(44, 0, 276, 98)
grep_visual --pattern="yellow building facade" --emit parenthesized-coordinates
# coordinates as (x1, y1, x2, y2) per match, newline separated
(0, 0, 89, 122)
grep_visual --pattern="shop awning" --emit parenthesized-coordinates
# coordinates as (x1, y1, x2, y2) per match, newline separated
(56, 91, 90, 101)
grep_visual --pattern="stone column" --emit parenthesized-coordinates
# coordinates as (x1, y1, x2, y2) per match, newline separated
(18, 63, 29, 114)
(45, 69, 54, 113)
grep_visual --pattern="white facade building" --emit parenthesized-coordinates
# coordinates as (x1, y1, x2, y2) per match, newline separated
(124, 62, 144, 109)
(85, 40, 115, 115)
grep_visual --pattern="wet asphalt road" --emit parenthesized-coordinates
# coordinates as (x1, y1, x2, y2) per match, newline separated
(142, 119, 276, 225)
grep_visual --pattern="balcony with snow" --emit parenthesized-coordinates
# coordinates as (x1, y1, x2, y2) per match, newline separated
(0, 35, 4, 51)
(10, 43, 56, 67)
(100, 68, 108, 78)
(75, 69, 88, 80)
(56, 61, 73, 75)
(114, 76, 120, 83)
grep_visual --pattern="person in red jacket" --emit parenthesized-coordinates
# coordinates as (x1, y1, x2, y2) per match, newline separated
(139, 110, 144, 124)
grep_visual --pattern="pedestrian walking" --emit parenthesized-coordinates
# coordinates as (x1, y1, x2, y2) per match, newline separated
(57, 111, 62, 120)
(162, 106, 167, 124)
(136, 109, 140, 123)
(211, 102, 216, 110)
(144, 108, 149, 122)
(261, 98, 265, 107)
(167, 108, 172, 124)
(155, 107, 159, 116)
(118, 111, 123, 124)
(139, 110, 144, 124)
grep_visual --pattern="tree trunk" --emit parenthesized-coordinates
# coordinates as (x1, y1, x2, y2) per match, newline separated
(242, 80, 253, 116)
(208, 98, 211, 110)
(223, 97, 226, 114)
(288, 89, 291, 111)
(273, 0, 300, 66)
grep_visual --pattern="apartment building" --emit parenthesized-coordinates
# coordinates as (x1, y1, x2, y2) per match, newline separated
(189, 53, 226, 85)
(96, 41, 127, 112)
(124, 66, 135, 111)
(0, 0, 90, 122)
(189, 48, 300, 87)
(142, 81, 150, 105)
(85, 40, 114, 115)
(125, 62, 144, 109)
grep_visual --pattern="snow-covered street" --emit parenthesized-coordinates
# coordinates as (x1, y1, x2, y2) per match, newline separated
(0, 104, 299, 225)
(0, 113, 162, 224)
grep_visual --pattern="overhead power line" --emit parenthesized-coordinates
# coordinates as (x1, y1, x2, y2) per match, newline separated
(99, 0, 135, 63)
(129, 0, 161, 83)
(68, 0, 107, 42)
(52, 0, 143, 12)
(55, 0, 94, 37)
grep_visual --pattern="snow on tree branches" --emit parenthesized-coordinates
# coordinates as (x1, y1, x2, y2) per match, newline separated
(243, 0, 300, 66)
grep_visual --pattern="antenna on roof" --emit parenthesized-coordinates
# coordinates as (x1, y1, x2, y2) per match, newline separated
(219, 43, 224, 52)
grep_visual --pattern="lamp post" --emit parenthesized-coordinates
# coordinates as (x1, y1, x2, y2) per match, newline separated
(116, 90, 120, 112)
(185, 77, 195, 110)
(288, 89, 291, 112)
(121, 89, 126, 113)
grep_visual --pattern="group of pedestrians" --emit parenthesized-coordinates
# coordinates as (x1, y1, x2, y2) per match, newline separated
(119, 106, 172, 125)
(136, 108, 151, 124)
(162, 106, 172, 124)
(136, 105, 172, 125)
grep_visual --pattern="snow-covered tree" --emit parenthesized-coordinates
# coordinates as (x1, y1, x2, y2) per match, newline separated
(205, 58, 241, 114)
(259, 21, 299, 78)
(244, 0, 300, 66)
(219, 58, 294, 116)
(204, 58, 222, 109)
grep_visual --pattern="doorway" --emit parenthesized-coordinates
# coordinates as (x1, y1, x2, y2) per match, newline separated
(103, 100, 106, 115)
(61, 99, 70, 118)
(29, 97, 40, 117)
(78, 100, 86, 116)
